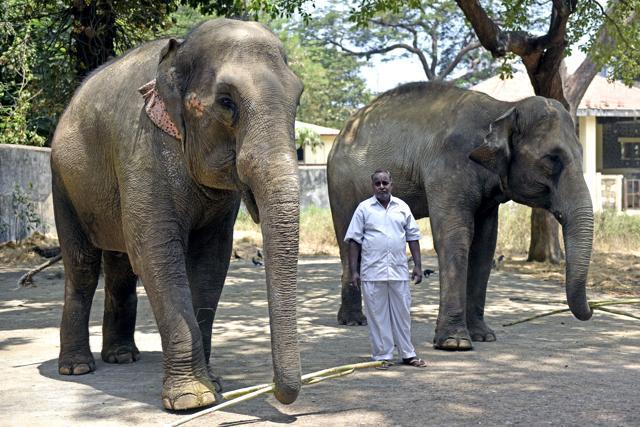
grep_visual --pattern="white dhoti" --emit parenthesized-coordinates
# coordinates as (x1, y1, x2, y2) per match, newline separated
(362, 280, 416, 361)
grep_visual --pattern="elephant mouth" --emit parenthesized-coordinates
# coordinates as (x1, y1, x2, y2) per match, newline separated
(240, 186, 260, 223)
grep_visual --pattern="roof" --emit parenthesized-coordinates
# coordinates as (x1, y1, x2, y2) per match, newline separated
(295, 120, 340, 136)
(471, 72, 640, 117)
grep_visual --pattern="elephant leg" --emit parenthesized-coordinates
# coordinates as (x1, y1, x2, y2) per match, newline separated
(429, 206, 474, 351)
(101, 251, 140, 364)
(126, 227, 217, 411)
(186, 203, 239, 393)
(55, 191, 102, 375)
(337, 238, 367, 326)
(466, 206, 498, 343)
(333, 201, 366, 326)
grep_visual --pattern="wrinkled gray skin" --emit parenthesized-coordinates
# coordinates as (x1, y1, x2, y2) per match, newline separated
(328, 82, 593, 350)
(51, 19, 303, 410)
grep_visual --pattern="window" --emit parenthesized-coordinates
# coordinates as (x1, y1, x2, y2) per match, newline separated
(619, 137, 640, 160)
(625, 178, 640, 209)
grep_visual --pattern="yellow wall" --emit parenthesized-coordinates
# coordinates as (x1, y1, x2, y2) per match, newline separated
(302, 135, 336, 165)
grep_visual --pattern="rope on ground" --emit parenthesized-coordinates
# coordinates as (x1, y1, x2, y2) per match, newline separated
(169, 361, 383, 427)
(503, 298, 640, 327)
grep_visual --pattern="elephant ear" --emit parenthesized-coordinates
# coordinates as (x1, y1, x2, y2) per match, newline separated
(139, 38, 185, 145)
(469, 107, 518, 179)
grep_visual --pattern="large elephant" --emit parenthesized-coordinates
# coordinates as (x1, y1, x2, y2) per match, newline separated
(328, 82, 593, 350)
(51, 19, 303, 410)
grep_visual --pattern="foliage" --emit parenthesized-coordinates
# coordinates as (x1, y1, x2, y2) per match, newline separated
(302, 0, 498, 87)
(569, 0, 640, 86)
(182, 0, 310, 21)
(277, 24, 372, 128)
(343, 0, 639, 86)
(0, 0, 68, 145)
(0, 0, 180, 146)
(295, 127, 322, 152)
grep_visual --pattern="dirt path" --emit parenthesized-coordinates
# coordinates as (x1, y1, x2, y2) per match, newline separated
(1, 255, 639, 426)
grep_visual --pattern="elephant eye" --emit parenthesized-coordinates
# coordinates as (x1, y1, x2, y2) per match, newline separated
(541, 154, 563, 179)
(217, 96, 238, 124)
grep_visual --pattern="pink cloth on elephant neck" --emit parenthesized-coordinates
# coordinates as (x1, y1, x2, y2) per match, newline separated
(138, 79, 182, 141)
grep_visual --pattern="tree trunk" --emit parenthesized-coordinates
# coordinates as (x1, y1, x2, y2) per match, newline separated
(521, 43, 567, 264)
(527, 208, 563, 263)
(71, 0, 116, 79)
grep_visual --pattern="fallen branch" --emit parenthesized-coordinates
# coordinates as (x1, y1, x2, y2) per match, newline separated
(170, 361, 382, 427)
(594, 306, 640, 321)
(504, 298, 640, 327)
(503, 307, 571, 326)
(17, 254, 62, 287)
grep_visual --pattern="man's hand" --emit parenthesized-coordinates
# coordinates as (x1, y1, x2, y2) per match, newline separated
(411, 266, 422, 284)
(350, 272, 361, 290)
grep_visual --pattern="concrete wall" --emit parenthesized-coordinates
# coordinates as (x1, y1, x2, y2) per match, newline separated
(299, 165, 329, 208)
(0, 145, 330, 243)
(0, 145, 56, 243)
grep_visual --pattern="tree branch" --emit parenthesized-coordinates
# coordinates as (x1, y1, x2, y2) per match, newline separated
(327, 39, 435, 80)
(438, 40, 482, 79)
(565, 2, 637, 118)
(430, 23, 438, 76)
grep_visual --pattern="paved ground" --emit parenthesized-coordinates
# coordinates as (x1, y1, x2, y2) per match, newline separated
(1, 255, 639, 426)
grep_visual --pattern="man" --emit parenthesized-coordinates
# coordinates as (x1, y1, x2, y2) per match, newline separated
(345, 169, 427, 369)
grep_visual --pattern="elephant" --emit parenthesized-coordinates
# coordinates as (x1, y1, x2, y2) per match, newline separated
(50, 19, 303, 411)
(327, 81, 593, 350)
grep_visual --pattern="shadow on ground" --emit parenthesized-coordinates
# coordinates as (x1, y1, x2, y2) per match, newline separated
(1, 256, 639, 426)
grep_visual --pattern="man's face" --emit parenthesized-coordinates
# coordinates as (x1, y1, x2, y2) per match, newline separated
(371, 172, 393, 204)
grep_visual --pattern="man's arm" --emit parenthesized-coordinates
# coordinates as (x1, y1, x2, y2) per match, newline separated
(408, 240, 422, 284)
(348, 239, 362, 289)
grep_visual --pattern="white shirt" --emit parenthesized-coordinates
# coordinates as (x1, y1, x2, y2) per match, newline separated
(344, 195, 421, 281)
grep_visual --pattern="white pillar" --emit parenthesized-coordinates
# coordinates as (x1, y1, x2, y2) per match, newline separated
(579, 116, 599, 211)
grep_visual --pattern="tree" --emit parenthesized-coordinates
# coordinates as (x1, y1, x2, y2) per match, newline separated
(0, 0, 181, 145)
(278, 28, 372, 128)
(318, 0, 638, 263)
(0, 0, 336, 146)
(302, 0, 497, 87)
(564, 1, 638, 119)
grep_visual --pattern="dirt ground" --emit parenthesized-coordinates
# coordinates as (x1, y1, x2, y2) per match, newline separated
(1, 238, 639, 426)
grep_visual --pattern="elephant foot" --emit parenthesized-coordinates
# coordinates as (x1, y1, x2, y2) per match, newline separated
(101, 342, 140, 364)
(337, 306, 367, 326)
(468, 322, 496, 342)
(59, 349, 96, 375)
(162, 375, 222, 411)
(433, 329, 473, 351)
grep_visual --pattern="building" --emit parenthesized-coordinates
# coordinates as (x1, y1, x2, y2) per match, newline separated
(472, 73, 640, 212)
(295, 120, 340, 165)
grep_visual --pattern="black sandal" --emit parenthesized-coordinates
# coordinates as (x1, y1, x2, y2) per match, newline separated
(402, 357, 427, 368)
(375, 360, 394, 370)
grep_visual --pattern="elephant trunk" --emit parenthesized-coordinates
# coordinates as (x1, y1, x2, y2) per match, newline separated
(238, 133, 301, 404)
(557, 177, 594, 321)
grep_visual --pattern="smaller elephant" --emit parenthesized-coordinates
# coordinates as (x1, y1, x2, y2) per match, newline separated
(328, 82, 593, 350)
